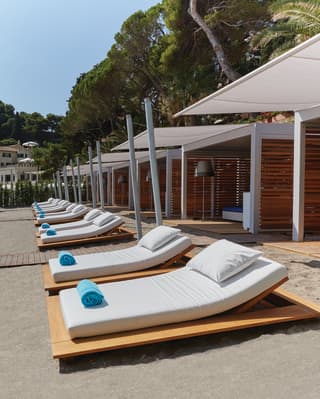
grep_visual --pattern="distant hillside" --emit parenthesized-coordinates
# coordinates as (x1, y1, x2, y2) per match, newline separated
(0, 100, 63, 146)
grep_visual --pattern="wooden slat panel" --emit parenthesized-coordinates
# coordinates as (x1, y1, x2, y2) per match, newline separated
(114, 168, 129, 206)
(171, 159, 181, 216)
(260, 139, 293, 229)
(139, 160, 166, 211)
(186, 156, 250, 219)
(304, 128, 320, 231)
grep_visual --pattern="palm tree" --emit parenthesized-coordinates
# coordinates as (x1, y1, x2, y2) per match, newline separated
(252, 0, 320, 59)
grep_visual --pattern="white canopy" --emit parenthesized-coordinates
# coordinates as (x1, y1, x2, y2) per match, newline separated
(92, 150, 150, 163)
(112, 124, 250, 151)
(175, 34, 320, 116)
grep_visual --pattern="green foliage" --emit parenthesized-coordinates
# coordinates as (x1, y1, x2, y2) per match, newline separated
(32, 143, 68, 178)
(0, 181, 54, 208)
(252, 0, 320, 59)
(0, 100, 63, 145)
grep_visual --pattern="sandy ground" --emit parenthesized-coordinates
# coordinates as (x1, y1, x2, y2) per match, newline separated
(0, 207, 320, 398)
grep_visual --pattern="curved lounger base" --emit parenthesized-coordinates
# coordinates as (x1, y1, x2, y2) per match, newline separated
(46, 285, 320, 359)
(37, 227, 134, 250)
(34, 216, 84, 227)
(42, 246, 194, 294)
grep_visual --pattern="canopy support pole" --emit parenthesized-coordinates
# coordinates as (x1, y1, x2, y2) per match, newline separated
(63, 165, 69, 201)
(88, 145, 96, 208)
(76, 156, 82, 204)
(126, 114, 142, 239)
(96, 141, 105, 210)
(292, 113, 305, 242)
(144, 98, 162, 226)
(56, 171, 62, 199)
(70, 160, 77, 203)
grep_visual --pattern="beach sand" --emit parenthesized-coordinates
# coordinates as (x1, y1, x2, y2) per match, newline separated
(0, 207, 320, 398)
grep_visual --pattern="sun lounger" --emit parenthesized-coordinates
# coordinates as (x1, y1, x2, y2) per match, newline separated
(35, 200, 71, 212)
(38, 209, 102, 234)
(33, 197, 55, 207)
(43, 226, 194, 293)
(37, 213, 133, 249)
(35, 204, 88, 225)
(46, 239, 320, 358)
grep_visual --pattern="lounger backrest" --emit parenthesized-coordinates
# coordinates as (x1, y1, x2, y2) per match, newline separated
(84, 209, 102, 221)
(92, 212, 115, 227)
(66, 204, 77, 211)
(138, 226, 181, 251)
(71, 205, 86, 214)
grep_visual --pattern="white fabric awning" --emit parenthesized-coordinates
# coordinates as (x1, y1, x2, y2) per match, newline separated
(92, 150, 150, 163)
(112, 124, 250, 151)
(175, 34, 320, 116)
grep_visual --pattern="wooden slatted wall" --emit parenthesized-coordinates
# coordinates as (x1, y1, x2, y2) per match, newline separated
(305, 128, 320, 232)
(171, 159, 181, 216)
(185, 156, 250, 219)
(139, 160, 166, 211)
(213, 159, 250, 217)
(260, 139, 293, 230)
(114, 168, 129, 206)
(186, 158, 213, 218)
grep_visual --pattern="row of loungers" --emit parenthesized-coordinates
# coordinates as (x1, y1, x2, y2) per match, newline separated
(33, 199, 320, 360)
(33, 200, 134, 249)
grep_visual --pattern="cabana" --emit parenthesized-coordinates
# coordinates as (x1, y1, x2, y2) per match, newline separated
(113, 123, 294, 233)
(175, 33, 320, 241)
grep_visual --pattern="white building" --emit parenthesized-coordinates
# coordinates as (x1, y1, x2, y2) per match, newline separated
(0, 142, 39, 184)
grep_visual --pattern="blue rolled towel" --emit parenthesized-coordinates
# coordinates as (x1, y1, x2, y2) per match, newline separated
(46, 228, 57, 236)
(37, 206, 42, 211)
(76, 279, 104, 308)
(41, 223, 50, 229)
(59, 251, 76, 266)
(39, 213, 45, 218)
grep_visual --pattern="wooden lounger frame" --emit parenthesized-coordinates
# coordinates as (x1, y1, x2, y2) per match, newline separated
(34, 215, 85, 226)
(42, 246, 194, 294)
(46, 278, 320, 359)
(37, 226, 134, 250)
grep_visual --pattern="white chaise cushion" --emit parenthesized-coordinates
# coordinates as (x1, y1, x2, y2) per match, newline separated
(188, 239, 262, 283)
(84, 209, 102, 221)
(71, 204, 85, 214)
(138, 226, 181, 252)
(92, 212, 115, 226)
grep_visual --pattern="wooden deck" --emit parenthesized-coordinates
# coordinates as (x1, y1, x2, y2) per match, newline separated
(263, 240, 320, 258)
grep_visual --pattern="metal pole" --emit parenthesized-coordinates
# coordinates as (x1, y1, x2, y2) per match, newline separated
(144, 98, 162, 225)
(126, 114, 142, 239)
(70, 160, 77, 202)
(52, 173, 58, 198)
(76, 156, 82, 204)
(88, 145, 96, 208)
(63, 165, 69, 201)
(107, 167, 112, 205)
(96, 141, 105, 210)
(56, 171, 62, 199)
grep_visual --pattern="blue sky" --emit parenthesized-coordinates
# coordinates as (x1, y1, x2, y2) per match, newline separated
(0, 0, 159, 116)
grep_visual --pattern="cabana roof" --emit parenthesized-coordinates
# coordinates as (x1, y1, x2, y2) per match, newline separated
(112, 124, 251, 151)
(92, 150, 150, 164)
(175, 34, 320, 116)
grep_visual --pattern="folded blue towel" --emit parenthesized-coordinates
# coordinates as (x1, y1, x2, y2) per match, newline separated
(41, 223, 50, 229)
(46, 228, 56, 236)
(37, 206, 42, 211)
(59, 251, 76, 266)
(76, 279, 104, 308)
(39, 212, 45, 218)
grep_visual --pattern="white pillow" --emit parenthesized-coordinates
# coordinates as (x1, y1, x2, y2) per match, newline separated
(84, 209, 102, 221)
(71, 204, 85, 213)
(92, 212, 114, 227)
(188, 239, 262, 283)
(138, 226, 181, 252)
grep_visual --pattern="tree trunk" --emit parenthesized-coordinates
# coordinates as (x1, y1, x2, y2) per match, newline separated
(188, 0, 241, 82)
